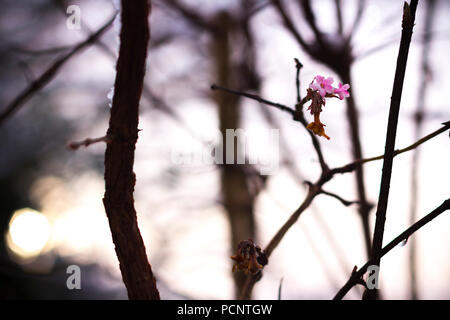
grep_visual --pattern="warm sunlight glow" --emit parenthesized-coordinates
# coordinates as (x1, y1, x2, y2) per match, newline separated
(6, 208, 51, 259)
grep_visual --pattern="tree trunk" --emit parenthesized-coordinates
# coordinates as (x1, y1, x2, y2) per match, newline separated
(211, 11, 256, 299)
(103, 0, 160, 300)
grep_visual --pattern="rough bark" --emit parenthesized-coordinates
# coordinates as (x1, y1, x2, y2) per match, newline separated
(103, 0, 160, 300)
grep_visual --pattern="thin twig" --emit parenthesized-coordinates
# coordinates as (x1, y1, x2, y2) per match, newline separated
(211, 84, 296, 115)
(272, 0, 372, 258)
(213, 78, 449, 298)
(294, 58, 302, 104)
(238, 121, 448, 298)
(332, 122, 450, 172)
(293, 59, 328, 172)
(366, 0, 419, 300)
(278, 278, 283, 300)
(334, 198, 450, 300)
(266, 190, 348, 293)
(66, 135, 110, 150)
(355, 29, 450, 61)
(67, 7, 204, 147)
(240, 188, 319, 299)
(211, 82, 328, 172)
(0, 14, 116, 125)
(319, 189, 359, 207)
(259, 105, 305, 183)
(213, 82, 449, 178)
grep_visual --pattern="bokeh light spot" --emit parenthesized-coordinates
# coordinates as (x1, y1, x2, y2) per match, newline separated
(6, 208, 51, 259)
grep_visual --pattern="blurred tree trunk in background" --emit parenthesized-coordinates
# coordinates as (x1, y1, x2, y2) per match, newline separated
(409, 0, 437, 300)
(211, 11, 258, 299)
(163, 0, 264, 298)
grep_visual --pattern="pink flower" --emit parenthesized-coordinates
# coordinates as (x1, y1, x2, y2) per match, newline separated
(309, 75, 334, 97)
(333, 82, 350, 100)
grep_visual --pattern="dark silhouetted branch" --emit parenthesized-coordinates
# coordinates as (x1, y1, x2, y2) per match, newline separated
(0, 14, 116, 125)
(66, 135, 110, 150)
(293, 59, 328, 172)
(294, 58, 302, 104)
(330, 121, 450, 175)
(277, 278, 283, 300)
(319, 189, 359, 207)
(334, 198, 450, 300)
(366, 0, 419, 300)
(211, 81, 328, 172)
(238, 120, 448, 299)
(271, 0, 371, 259)
(103, 0, 159, 300)
(240, 187, 319, 299)
(211, 84, 297, 116)
(212, 78, 448, 299)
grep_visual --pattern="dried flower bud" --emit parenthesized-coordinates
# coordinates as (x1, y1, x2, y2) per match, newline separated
(231, 239, 267, 275)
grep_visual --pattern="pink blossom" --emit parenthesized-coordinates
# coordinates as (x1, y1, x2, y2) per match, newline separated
(309, 75, 334, 97)
(333, 82, 350, 100)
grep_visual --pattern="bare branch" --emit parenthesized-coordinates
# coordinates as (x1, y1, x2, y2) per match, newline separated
(66, 135, 110, 150)
(334, 198, 450, 300)
(319, 189, 359, 207)
(294, 58, 303, 104)
(366, 0, 419, 300)
(0, 14, 116, 125)
(330, 121, 450, 175)
(211, 84, 296, 116)
(240, 187, 320, 299)
(238, 121, 448, 299)
(211, 82, 330, 173)
(293, 60, 328, 172)
(277, 278, 283, 300)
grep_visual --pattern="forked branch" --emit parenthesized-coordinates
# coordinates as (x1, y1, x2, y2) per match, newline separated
(334, 198, 450, 300)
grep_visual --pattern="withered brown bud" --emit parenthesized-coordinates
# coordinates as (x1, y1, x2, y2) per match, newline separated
(231, 239, 267, 274)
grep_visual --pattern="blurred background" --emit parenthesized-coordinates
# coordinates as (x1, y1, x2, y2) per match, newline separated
(0, 0, 449, 299)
